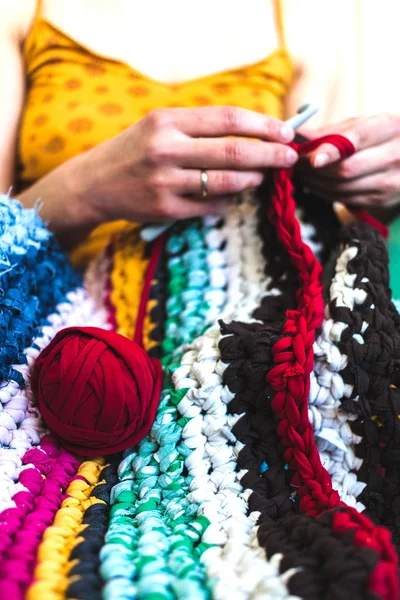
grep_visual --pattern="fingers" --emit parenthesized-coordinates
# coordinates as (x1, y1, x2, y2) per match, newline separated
(300, 174, 382, 207)
(298, 139, 398, 183)
(147, 166, 265, 197)
(141, 107, 298, 172)
(304, 187, 376, 207)
(300, 118, 356, 141)
(175, 137, 298, 169)
(301, 173, 400, 208)
(300, 145, 385, 181)
(306, 114, 400, 168)
(178, 169, 264, 195)
(160, 195, 232, 220)
(345, 114, 399, 151)
(145, 106, 295, 142)
(300, 172, 379, 195)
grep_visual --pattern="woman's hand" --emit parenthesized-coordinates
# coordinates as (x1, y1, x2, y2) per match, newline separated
(297, 114, 400, 209)
(74, 106, 297, 225)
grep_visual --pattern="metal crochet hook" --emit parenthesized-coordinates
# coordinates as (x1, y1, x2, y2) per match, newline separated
(140, 103, 319, 242)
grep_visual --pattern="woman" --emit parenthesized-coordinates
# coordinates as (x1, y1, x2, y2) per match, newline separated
(1, 6, 400, 597)
(0, 0, 399, 255)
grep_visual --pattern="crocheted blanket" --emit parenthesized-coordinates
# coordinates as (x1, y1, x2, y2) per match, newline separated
(1, 175, 400, 600)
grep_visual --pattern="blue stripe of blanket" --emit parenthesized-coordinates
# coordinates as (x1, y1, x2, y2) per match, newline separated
(0, 195, 80, 386)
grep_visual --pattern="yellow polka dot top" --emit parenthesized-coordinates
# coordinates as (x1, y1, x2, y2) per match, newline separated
(19, 0, 293, 263)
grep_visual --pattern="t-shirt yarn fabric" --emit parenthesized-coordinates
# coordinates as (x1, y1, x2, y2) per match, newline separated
(0, 133, 400, 600)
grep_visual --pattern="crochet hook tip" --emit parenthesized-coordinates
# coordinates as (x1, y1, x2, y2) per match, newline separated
(286, 104, 319, 131)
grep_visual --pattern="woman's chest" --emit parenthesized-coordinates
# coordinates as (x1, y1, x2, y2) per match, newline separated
(41, 0, 280, 83)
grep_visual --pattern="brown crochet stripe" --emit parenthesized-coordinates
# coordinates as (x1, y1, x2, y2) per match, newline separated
(220, 319, 293, 518)
(66, 455, 120, 600)
(258, 508, 381, 600)
(219, 311, 382, 598)
(326, 222, 400, 548)
(147, 240, 168, 358)
(219, 198, 382, 597)
(292, 179, 341, 265)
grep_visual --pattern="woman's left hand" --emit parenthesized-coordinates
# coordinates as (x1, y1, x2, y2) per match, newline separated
(297, 113, 400, 208)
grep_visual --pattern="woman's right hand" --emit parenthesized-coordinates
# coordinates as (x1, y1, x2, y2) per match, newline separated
(73, 106, 298, 225)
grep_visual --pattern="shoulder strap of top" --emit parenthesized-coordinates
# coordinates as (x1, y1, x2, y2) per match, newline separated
(273, 0, 286, 48)
(34, 0, 43, 20)
(23, 0, 43, 60)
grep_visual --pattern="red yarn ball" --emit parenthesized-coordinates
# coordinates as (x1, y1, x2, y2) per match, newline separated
(31, 327, 162, 455)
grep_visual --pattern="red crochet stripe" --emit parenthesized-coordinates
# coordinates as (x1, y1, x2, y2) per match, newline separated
(134, 233, 165, 348)
(104, 240, 118, 331)
(266, 134, 399, 599)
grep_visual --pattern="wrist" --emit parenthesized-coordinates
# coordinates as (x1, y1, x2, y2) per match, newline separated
(62, 152, 103, 231)
(16, 152, 104, 250)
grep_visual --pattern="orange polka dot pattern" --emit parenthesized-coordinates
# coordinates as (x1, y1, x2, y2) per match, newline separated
(19, 17, 293, 187)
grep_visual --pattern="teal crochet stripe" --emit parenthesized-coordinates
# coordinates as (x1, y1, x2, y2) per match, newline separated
(100, 219, 225, 600)
(161, 221, 219, 363)
(0, 195, 80, 386)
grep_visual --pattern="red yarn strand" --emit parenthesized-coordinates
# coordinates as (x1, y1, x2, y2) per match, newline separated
(266, 133, 399, 600)
(134, 233, 166, 348)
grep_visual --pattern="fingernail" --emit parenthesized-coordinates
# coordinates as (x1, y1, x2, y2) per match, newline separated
(286, 149, 298, 165)
(281, 125, 294, 142)
(314, 153, 329, 168)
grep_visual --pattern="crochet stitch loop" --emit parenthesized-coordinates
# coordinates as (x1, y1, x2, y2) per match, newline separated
(324, 224, 400, 547)
(26, 456, 106, 599)
(99, 219, 223, 599)
(0, 435, 80, 600)
(218, 201, 381, 598)
(311, 238, 367, 510)
(2, 144, 400, 598)
(145, 239, 168, 357)
(266, 134, 399, 599)
(134, 233, 166, 348)
(65, 456, 120, 600)
(0, 195, 80, 387)
(109, 226, 148, 339)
